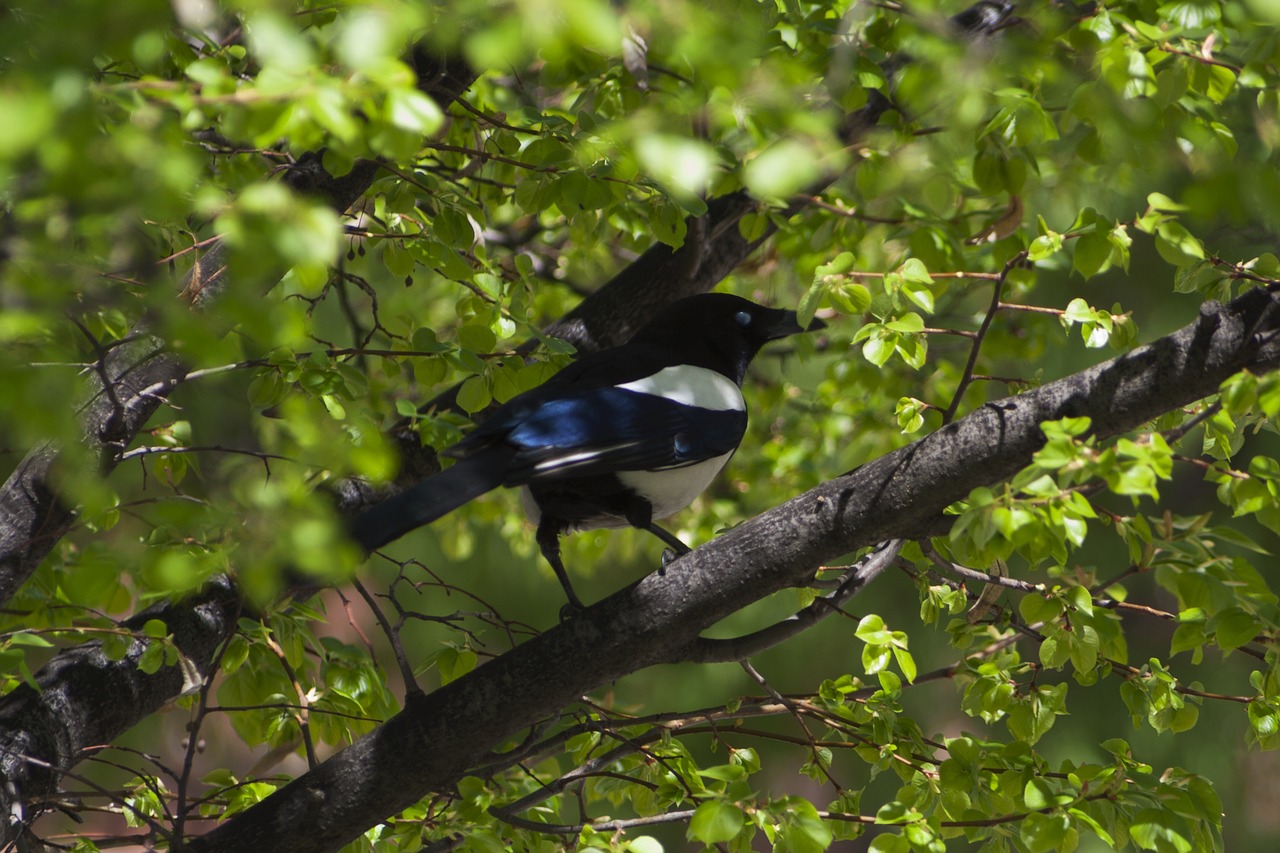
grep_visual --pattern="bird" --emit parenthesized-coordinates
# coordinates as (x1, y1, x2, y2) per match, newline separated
(348, 292, 823, 610)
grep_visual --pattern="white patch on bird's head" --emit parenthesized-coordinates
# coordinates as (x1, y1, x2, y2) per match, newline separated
(615, 365, 744, 411)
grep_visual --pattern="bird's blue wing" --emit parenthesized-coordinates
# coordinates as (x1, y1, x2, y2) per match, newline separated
(491, 387, 747, 484)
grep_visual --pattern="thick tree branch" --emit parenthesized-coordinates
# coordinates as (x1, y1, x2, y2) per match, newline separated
(0, 53, 479, 612)
(188, 288, 1280, 852)
(0, 577, 242, 844)
(0, 4, 1023, 842)
(0, 50, 479, 847)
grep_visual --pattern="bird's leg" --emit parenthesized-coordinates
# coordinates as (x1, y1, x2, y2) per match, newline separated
(647, 523, 691, 566)
(624, 498, 690, 572)
(655, 522, 696, 568)
(535, 519, 586, 614)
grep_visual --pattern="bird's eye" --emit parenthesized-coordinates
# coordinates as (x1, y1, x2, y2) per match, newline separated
(734, 310, 752, 327)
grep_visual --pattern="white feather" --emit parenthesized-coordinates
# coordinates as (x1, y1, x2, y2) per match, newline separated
(616, 365, 744, 411)
(618, 451, 735, 520)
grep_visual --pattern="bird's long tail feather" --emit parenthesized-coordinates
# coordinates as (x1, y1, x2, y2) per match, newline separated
(347, 447, 515, 551)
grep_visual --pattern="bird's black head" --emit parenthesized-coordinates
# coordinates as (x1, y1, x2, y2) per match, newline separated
(632, 293, 824, 383)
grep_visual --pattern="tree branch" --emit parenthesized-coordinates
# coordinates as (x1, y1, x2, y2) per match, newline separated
(0, 577, 243, 843)
(683, 540, 904, 662)
(0, 4, 1041, 843)
(0, 48, 480, 847)
(188, 287, 1280, 852)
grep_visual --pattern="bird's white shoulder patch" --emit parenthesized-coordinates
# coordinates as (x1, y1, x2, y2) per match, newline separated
(615, 365, 744, 411)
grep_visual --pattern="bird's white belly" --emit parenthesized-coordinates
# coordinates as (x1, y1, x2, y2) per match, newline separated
(617, 450, 735, 520)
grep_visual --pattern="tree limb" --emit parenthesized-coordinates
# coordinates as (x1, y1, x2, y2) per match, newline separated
(188, 287, 1280, 852)
(0, 5, 1029, 843)
(682, 540, 904, 663)
(0, 49, 480, 847)
(0, 577, 243, 844)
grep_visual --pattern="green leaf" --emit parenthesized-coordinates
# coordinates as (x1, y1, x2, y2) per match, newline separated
(744, 139, 822, 200)
(687, 800, 743, 843)
(862, 333, 894, 367)
(1028, 233, 1061, 261)
(436, 648, 477, 685)
(138, 641, 166, 675)
(1021, 811, 1072, 853)
(455, 376, 491, 414)
(456, 324, 497, 354)
(626, 837, 664, 853)
(895, 397, 926, 434)
(892, 647, 917, 683)
(1024, 777, 1053, 810)
(6, 632, 53, 648)
(797, 279, 826, 331)
(1154, 221, 1206, 266)
(832, 282, 871, 314)
(855, 614, 888, 643)
(898, 258, 932, 285)
(697, 764, 748, 782)
(636, 135, 715, 200)
(868, 834, 910, 853)
(1211, 608, 1260, 651)
(1073, 231, 1111, 278)
(1147, 192, 1188, 212)
(1129, 808, 1193, 853)
(886, 313, 924, 333)
(382, 241, 415, 278)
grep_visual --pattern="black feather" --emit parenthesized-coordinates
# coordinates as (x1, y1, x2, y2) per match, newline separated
(347, 447, 516, 551)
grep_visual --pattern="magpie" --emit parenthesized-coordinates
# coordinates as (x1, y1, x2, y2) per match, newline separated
(348, 293, 822, 609)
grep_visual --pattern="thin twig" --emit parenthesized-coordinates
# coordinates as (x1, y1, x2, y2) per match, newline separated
(943, 251, 1027, 424)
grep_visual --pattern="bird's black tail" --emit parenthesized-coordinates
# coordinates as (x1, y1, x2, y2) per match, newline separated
(347, 447, 515, 552)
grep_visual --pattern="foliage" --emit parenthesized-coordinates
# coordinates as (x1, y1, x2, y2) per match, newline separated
(4, 0, 1280, 850)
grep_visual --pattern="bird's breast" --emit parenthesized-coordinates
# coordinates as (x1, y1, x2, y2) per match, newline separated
(616, 450, 736, 520)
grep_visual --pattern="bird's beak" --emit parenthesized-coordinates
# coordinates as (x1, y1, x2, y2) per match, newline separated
(766, 310, 826, 340)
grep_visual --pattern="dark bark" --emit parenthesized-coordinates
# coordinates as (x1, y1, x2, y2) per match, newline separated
(0, 344, 184, 607)
(189, 288, 1280, 852)
(0, 50, 480, 846)
(0, 577, 243, 846)
(0, 52, 479, 611)
(0, 4, 1025, 845)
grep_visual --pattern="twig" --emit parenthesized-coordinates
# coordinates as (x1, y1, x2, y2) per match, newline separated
(683, 541, 903, 662)
(942, 251, 1028, 424)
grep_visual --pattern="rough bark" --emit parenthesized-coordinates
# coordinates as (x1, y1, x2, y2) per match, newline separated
(187, 289, 1280, 852)
(0, 578, 243, 847)
(0, 5, 1023, 845)
(0, 50, 480, 845)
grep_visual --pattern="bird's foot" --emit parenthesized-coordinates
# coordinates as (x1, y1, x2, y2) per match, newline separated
(558, 601, 585, 622)
(660, 547, 680, 572)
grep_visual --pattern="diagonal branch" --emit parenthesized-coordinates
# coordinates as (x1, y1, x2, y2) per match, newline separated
(0, 4, 1023, 844)
(188, 286, 1280, 853)
(0, 48, 480, 847)
(683, 540, 904, 663)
